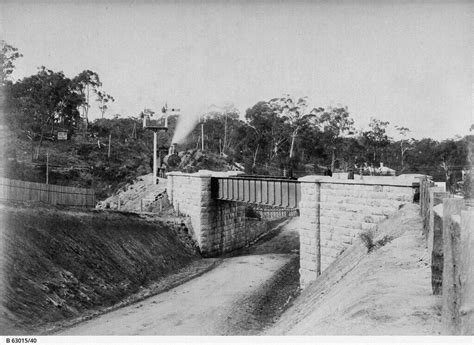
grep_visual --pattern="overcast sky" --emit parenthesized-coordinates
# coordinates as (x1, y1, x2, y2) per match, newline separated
(1, 0, 472, 140)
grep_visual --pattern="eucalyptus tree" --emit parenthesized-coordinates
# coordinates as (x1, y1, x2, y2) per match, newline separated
(269, 95, 322, 161)
(6, 67, 84, 158)
(72, 70, 102, 134)
(245, 101, 289, 165)
(394, 125, 414, 168)
(0, 40, 22, 86)
(96, 91, 115, 118)
(318, 106, 355, 171)
(362, 117, 391, 164)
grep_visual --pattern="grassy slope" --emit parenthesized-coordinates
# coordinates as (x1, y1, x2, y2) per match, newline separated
(1, 124, 154, 200)
(0, 203, 199, 334)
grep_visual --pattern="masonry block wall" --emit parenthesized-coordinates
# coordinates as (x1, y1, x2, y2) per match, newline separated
(298, 176, 418, 288)
(167, 171, 268, 256)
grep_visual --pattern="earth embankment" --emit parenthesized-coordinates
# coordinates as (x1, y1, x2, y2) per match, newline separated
(0, 203, 200, 334)
(266, 203, 442, 335)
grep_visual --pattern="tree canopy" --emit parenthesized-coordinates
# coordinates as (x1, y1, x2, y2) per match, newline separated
(1, 40, 472, 199)
(1, 40, 23, 85)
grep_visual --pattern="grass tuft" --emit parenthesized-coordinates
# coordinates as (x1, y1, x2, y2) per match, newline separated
(360, 231, 394, 253)
(359, 231, 375, 253)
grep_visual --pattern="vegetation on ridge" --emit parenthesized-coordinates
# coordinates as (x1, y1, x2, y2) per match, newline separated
(1, 40, 472, 200)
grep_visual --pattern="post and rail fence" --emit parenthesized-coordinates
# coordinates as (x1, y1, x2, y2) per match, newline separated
(0, 177, 95, 208)
(251, 205, 299, 220)
(419, 175, 473, 335)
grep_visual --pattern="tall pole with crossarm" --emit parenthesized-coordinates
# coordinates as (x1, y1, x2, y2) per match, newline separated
(143, 104, 180, 184)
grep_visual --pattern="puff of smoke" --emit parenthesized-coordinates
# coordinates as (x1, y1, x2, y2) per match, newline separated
(171, 103, 238, 145)
(171, 112, 201, 145)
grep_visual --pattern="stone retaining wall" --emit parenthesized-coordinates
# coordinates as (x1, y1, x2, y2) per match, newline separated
(167, 171, 269, 256)
(298, 176, 418, 288)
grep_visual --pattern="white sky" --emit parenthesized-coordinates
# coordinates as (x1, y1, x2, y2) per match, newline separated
(0, 0, 472, 140)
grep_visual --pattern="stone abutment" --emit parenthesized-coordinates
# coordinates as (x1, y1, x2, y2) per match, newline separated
(167, 171, 268, 256)
(298, 175, 419, 288)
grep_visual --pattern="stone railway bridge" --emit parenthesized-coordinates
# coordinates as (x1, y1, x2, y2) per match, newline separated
(167, 171, 420, 288)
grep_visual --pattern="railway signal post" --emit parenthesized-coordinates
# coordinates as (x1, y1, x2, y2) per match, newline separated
(143, 104, 180, 184)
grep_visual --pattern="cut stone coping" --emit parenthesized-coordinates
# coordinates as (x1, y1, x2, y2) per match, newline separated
(167, 170, 244, 178)
(167, 171, 421, 187)
(298, 175, 420, 187)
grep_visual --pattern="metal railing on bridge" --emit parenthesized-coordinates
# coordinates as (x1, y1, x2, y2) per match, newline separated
(211, 176, 301, 209)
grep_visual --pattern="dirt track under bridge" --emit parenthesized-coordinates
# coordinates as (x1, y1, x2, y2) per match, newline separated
(57, 218, 301, 335)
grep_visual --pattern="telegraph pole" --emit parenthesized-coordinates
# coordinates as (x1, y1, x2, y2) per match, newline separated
(201, 121, 204, 151)
(108, 134, 111, 159)
(153, 130, 157, 182)
(46, 151, 49, 184)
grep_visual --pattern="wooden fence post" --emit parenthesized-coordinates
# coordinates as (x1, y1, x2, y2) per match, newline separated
(442, 198, 466, 334)
(459, 208, 474, 335)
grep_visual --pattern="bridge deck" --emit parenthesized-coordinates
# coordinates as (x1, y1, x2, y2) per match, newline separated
(211, 176, 301, 209)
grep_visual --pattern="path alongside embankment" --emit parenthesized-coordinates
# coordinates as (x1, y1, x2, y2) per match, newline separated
(3, 201, 442, 336)
(57, 218, 301, 335)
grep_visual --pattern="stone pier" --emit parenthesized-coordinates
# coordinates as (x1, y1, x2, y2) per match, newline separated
(167, 170, 268, 256)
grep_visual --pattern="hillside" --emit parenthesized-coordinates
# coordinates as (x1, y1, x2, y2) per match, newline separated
(1, 127, 151, 200)
(1, 122, 236, 201)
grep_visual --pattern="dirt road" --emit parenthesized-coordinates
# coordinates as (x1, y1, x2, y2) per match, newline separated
(58, 218, 300, 335)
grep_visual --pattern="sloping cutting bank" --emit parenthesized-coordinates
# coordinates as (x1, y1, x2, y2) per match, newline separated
(266, 203, 442, 335)
(0, 203, 200, 334)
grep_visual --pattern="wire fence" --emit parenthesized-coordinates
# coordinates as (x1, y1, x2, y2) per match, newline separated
(0, 177, 95, 207)
(251, 205, 299, 220)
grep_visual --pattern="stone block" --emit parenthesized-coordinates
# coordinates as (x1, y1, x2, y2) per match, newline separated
(301, 244, 318, 256)
(361, 222, 377, 231)
(300, 259, 319, 271)
(300, 236, 311, 245)
(320, 222, 334, 231)
(300, 269, 319, 289)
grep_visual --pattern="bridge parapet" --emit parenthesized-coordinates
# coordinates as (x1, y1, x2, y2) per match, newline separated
(298, 175, 421, 288)
(212, 175, 300, 208)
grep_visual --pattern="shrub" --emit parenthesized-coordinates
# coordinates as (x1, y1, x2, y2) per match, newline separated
(359, 231, 394, 253)
(359, 231, 375, 253)
(245, 205, 261, 219)
(375, 235, 394, 248)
